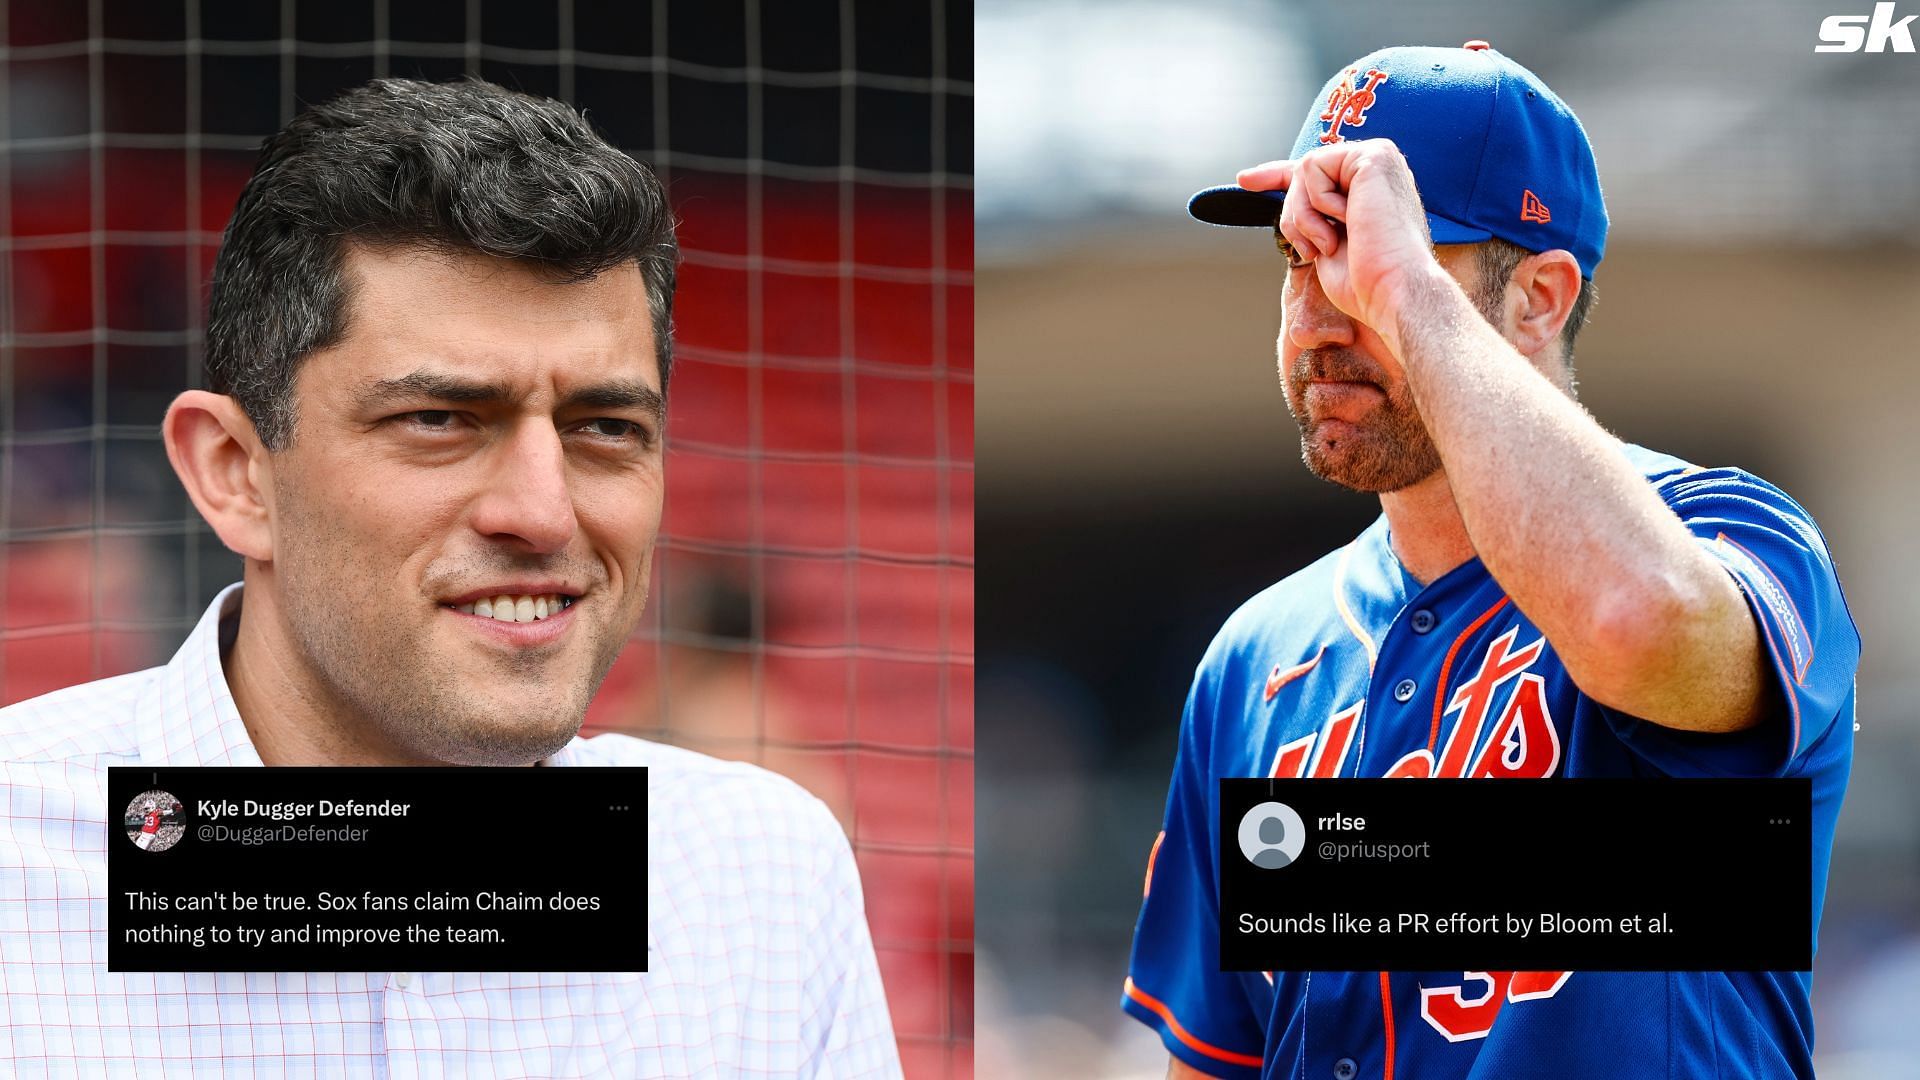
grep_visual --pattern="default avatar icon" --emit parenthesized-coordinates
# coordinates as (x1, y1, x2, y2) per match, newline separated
(1237, 800, 1306, 869)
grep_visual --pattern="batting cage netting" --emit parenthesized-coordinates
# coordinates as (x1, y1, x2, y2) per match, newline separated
(0, 1, 972, 1074)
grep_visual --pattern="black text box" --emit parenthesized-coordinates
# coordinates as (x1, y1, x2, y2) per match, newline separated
(108, 767, 645, 971)
(1219, 778, 1810, 971)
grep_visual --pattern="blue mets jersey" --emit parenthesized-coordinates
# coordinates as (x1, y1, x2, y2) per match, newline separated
(1122, 445, 1859, 1079)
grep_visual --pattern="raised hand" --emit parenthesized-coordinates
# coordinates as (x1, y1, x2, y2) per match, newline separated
(1237, 139, 1438, 339)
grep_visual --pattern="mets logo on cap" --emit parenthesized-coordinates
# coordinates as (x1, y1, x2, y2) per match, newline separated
(1318, 67, 1389, 144)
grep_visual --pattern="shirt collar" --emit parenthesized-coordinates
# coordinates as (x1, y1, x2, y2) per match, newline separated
(134, 582, 262, 767)
(131, 582, 579, 768)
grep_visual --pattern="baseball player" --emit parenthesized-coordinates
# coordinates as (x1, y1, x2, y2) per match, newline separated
(1122, 43, 1858, 1079)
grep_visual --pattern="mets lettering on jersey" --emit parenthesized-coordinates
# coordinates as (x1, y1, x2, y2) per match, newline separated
(1122, 445, 1859, 1080)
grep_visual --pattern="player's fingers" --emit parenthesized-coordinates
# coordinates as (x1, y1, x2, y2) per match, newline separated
(1274, 164, 1322, 260)
(1305, 173, 1349, 221)
(1276, 200, 1320, 262)
(1236, 159, 1294, 192)
(1290, 154, 1344, 258)
(1302, 181, 1349, 252)
(1276, 188, 1328, 263)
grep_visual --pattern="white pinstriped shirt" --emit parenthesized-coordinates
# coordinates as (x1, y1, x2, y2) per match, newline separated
(0, 584, 902, 1078)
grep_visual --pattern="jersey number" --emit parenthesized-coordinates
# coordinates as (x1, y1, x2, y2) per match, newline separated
(1418, 971, 1571, 1042)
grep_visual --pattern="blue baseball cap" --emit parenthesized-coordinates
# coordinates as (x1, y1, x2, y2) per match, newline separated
(1189, 41, 1607, 277)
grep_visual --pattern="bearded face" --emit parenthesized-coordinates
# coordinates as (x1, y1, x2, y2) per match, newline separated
(1280, 342, 1444, 494)
(1277, 243, 1510, 493)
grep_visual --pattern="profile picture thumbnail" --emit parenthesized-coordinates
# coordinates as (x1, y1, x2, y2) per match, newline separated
(1237, 800, 1306, 869)
(124, 790, 186, 853)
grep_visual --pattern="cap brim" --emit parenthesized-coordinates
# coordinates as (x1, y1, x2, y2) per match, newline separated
(1188, 185, 1285, 227)
(1187, 184, 1495, 246)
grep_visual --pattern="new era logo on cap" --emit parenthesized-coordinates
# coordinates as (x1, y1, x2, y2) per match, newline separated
(1187, 41, 1608, 278)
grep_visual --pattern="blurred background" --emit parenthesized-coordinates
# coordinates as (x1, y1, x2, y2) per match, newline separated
(977, 0, 1920, 1077)
(0, 0, 970, 1075)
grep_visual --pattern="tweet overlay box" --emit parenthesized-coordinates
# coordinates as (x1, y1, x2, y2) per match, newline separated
(1219, 778, 1811, 971)
(108, 767, 645, 971)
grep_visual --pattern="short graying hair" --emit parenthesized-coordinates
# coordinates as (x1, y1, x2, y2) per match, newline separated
(205, 77, 678, 449)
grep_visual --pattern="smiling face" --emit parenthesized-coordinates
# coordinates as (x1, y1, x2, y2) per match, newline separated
(1276, 240, 1490, 493)
(254, 244, 664, 765)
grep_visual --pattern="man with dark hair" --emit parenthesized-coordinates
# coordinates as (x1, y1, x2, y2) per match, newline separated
(1121, 44, 1857, 1079)
(0, 79, 900, 1077)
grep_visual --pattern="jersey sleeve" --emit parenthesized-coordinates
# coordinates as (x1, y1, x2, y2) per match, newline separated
(1121, 663, 1267, 1078)
(1600, 468, 1860, 778)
